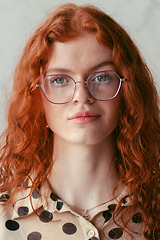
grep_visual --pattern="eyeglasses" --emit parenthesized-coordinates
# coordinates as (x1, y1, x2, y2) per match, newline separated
(36, 70, 125, 104)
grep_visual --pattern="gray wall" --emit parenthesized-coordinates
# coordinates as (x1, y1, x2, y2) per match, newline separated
(0, 0, 160, 133)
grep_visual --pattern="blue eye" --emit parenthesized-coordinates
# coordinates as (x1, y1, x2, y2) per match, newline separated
(50, 77, 66, 85)
(94, 74, 111, 83)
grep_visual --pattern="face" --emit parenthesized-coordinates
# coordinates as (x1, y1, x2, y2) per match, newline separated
(41, 33, 121, 146)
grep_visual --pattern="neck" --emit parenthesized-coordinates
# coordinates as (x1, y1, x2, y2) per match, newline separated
(48, 134, 121, 212)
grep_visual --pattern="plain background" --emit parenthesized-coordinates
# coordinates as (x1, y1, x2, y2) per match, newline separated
(0, 0, 160, 133)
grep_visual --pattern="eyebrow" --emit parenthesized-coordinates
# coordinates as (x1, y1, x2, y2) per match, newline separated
(46, 61, 114, 75)
(90, 61, 114, 72)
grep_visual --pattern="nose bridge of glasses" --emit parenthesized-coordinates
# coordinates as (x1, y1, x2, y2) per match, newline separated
(73, 79, 92, 100)
(74, 80, 89, 93)
(75, 80, 87, 84)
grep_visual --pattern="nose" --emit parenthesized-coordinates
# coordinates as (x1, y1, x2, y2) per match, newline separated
(72, 81, 95, 104)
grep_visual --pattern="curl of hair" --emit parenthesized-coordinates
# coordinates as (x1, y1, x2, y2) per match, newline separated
(0, 3, 160, 239)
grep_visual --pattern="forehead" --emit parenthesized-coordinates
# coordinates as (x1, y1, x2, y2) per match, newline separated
(47, 33, 113, 73)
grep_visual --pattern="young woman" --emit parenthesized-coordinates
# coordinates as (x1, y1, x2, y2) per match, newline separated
(0, 3, 159, 240)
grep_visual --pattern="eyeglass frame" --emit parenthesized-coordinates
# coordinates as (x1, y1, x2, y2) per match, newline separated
(36, 70, 126, 104)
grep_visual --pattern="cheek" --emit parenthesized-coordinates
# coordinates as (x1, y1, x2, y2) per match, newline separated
(112, 98, 121, 120)
(103, 95, 121, 117)
(41, 97, 57, 129)
(112, 100, 121, 125)
(42, 99, 68, 135)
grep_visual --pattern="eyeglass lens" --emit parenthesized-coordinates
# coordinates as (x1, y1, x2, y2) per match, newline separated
(40, 71, 122, 104)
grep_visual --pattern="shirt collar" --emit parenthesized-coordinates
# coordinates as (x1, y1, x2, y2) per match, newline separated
(12, 180, 131, 220)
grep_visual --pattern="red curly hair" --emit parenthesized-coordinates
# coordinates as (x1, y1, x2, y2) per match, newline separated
(0, 3, 160, 239)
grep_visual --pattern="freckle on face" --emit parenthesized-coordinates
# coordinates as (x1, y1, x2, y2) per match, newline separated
(42, 33, 121, 146)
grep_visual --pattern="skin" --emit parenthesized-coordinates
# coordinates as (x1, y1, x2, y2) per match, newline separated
(42, 33, 123, 219)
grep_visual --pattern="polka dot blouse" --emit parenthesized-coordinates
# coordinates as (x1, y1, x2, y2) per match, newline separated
(0, 180, 147, 240)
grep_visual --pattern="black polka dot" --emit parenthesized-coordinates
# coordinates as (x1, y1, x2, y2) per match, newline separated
(17, 206, 29, 216)
(32, 185, 40, 199)
(121, 205, 127, 209)
(22, 178, 29, 187)
(0, 194, 10, 202)
(108, 228, 123, 239)
(18, 178, 29, 187)
(50, 192, 60, 201)
(123, 198, 127, 204)
(102, 210, 112, 223)
(108, 204, 117, 210)
(62, 222, 77, 235)
(132, 212, 143, 223)
(56, 201, 63, 210)
(89, 237, 99, 240)
(39, 210, 53, 223)
(27, 231, 42, 240)
(5, 220, 20, 231)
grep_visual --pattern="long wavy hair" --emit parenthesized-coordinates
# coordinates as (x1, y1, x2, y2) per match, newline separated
(0, 3, 160, 239)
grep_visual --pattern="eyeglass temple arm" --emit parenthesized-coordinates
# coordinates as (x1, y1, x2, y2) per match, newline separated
(121, 77, 126, 82)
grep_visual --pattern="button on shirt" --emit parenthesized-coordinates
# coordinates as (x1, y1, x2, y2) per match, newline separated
(0, 180, 146, 240)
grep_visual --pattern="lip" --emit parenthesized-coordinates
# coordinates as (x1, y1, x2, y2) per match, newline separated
(69, 111, 101, 123)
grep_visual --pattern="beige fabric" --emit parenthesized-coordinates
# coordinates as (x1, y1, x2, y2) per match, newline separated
(0, 181, 146, 240)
